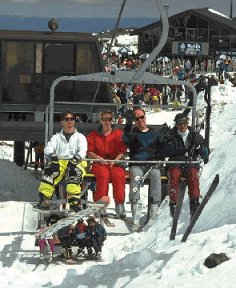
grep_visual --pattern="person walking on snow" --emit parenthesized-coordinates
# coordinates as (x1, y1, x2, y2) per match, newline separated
(35, 224, 55, 262)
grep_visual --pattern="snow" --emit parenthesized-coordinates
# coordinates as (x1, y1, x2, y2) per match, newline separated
(1, 80, 236, 287)
(208, 8, 231, 20)
(104, 33, 138, 55)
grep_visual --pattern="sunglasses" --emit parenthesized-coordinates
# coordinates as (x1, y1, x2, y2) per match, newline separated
(102, 117, 112, 122)
(135, 115, 145, 121)
(64, 117, 75, 122)
(177, 121, 188, 126)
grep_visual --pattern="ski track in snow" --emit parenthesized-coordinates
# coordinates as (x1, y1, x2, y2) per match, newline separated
(1, 80, 236, 287)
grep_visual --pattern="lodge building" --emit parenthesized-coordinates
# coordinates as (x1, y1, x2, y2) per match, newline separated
(132, 8, 236, 59)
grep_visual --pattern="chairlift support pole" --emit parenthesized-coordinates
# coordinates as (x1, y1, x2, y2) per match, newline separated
(91, 0, 128, 115)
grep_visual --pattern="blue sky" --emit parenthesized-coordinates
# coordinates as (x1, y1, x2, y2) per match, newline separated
(0, 0, 233, 18)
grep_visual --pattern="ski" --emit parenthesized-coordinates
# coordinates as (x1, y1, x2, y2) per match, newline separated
(181, 174, 219, 242)
(170, 182, 186, 240)
(129, 167, 154, 232)
(142, 197, 169, 232)
(36, 203, 105, 238)
(102, 216, 115, 227)
(142, 184, 152, 228)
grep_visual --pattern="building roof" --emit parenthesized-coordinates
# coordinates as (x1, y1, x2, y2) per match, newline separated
(132, 8, 236, 34)
(0, 29, 97, 42)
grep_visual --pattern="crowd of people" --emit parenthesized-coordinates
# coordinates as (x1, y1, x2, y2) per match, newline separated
(36, 216, 106, 262)
(104, 51, 235, 117)
(103, 51, 235, 76)
(36, 106, 209, 260)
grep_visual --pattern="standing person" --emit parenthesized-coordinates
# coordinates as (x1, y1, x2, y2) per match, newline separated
(56, 224, 75, 260)
(33, 142, 45, 171)
(123, 108, 167, 228)
(167, 112, 209, 218)
(35, 224, 55, 262)
(74, 218, 88, 256)
(85, 216, 107, 258)
(38, 111, 88, 210)
(87, 111, 127, 219)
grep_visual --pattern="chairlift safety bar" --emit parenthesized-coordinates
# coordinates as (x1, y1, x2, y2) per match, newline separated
(84, 158, 201, 165)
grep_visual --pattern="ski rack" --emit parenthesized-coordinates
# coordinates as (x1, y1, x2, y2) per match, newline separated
(47, 0, 198, 140)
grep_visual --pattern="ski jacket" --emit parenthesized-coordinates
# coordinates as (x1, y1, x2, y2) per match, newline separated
(165, 126, 209, 165)
(123, 125, 170, 162)
(57, 226, 74, 241)
(75, 223, 88, 240)
(75, 223, 87, 234)
(44, 129, 87, 160)
(86, 223, 107, 240)
(87, 127, 127, 161)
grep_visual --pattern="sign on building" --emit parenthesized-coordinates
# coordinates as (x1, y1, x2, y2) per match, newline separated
(172, 42, 209, 56)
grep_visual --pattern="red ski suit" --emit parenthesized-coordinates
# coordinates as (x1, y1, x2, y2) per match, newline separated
(168, 167, 200, 203)
(87, 128, 127, 204)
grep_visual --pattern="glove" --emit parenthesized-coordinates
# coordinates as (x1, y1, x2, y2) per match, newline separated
(44, 162, 59, 176)
(203, 157, 208, 164)
(200, 147, 209, 164)
(50, 154, 58, 162)
(70, 156, 81, 166)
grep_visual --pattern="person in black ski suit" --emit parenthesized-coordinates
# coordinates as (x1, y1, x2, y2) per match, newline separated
(166, 111, 209, 218)
(85, 216, 106, 257)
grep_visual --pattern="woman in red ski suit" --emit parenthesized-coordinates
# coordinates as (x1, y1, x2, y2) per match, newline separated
(87, 111, 127, 218)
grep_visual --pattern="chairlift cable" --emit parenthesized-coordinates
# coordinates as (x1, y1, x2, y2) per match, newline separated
(89, 0, 128, 117)
(106, 0, 128, 62)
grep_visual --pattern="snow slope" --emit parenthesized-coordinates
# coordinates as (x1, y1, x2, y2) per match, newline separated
(1, 80, 236, 288)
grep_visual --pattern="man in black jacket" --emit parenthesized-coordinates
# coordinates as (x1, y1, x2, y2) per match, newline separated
(167, 112, 209, 218)
(123, 108, 169, 228)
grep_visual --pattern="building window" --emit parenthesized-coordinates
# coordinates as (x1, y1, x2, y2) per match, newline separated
(43, 43, 74, 74)
(186, 28, 196, 41)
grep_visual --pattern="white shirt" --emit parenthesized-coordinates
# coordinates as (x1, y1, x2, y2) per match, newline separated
(177, 129, 189, 147)
(44, 129, 87, 160)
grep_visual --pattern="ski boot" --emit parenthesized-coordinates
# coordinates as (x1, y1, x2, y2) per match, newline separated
(48, 251, 54, 263)
(64, 247, 73, 260)
(149, 203, 159, 220)
(115, 203, 126, 220)
(38, 193, 51, 210)
(189, 198, 200, 218)
(169, 201, 176, 218)
(131, 201, 143, 232)
(87, 247, 95, 258)
(39, 252, 44, 260)
(76, 248, 85, 257)
(95, 250, 102, 260)
(68, 196, 82, 212)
